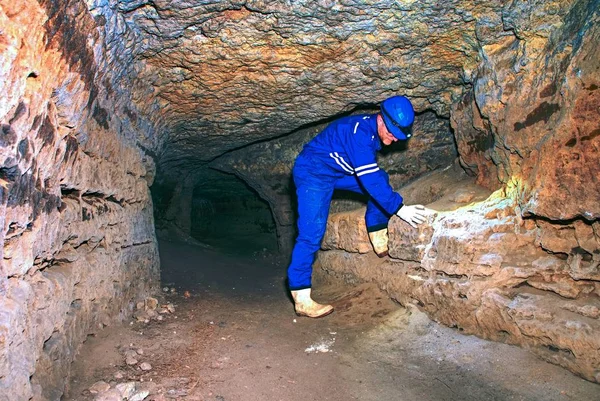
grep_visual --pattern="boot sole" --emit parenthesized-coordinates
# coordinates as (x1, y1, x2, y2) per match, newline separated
(295, 308, 334, 318)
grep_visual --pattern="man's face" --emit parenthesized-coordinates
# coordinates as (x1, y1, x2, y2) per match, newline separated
(376, 114, 398, 145)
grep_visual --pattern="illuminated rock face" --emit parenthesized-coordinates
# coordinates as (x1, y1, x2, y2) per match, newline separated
(319, 183, 600, 383)
(0, 0, 599, 398)
(451, 0, 600, 223)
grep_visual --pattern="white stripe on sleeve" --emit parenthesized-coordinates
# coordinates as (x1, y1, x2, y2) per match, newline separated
(333, 152, 354, 172)
(355, 163, 378, 172)
(356, 167, 380, 177)
(329, 153, 354, 174)
(353, 122, 360, 134)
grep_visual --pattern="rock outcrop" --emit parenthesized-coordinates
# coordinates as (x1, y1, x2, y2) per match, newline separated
(318, 178, 600, 382)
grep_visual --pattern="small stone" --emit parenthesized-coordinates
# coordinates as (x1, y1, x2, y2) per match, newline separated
(156, 315, 164, 321)
(146, 309, 158, 318)
(170, 287, 176, 293)
(163, 287, 169, 292)
(130, 390, 150, 401)
(158, 308, 169, 314)
(166, 388, 188, 398)
(136, 348, 144, 355)
(166, 303, 176, 313)
(140, 362, 152, 371)
(113, 371, 125, 379)
(136, 301, 145, 310)
(124, 349, 138, 359)
(116, 382, 136, 398)
(126, 355, 138, 365)
(89, 380, 111, 394)
(134, 310, 148, 322)
(145, 297, 159, 310)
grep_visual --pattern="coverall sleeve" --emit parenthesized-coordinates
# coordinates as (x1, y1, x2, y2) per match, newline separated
(347, 129, 404, 216)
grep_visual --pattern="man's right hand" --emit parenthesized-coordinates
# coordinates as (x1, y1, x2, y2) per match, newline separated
(396, 204, 429, 228)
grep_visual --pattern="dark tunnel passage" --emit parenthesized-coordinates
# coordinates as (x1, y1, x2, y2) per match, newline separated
(190, 173, 277, 254)
(152, 169, 279, 256)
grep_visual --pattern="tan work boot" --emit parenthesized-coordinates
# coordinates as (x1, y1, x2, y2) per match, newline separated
(291, 289, 334, 318)
(368, 228, 389, 257)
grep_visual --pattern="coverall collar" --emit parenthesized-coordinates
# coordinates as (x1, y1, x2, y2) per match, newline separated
(367, 113, 382, 151)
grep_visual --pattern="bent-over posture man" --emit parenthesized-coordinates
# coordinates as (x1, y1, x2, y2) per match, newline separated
(288, 96, 430, 318)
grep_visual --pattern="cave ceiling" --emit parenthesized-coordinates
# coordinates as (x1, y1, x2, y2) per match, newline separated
(103, 0, 513, 177)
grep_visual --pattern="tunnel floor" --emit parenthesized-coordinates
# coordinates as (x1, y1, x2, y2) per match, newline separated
(66, 241, 600, 401)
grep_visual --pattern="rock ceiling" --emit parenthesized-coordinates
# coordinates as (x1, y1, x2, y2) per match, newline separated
(96, 0, 514, 174)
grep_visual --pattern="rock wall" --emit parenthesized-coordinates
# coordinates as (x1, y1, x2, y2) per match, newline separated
(319, 179, 599, 382)
(452, 0, 600, 218)
(0, 1, 160, 400)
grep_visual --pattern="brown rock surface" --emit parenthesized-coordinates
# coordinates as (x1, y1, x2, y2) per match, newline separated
(451, 0, 600, 222)
(1, 1, 158, 400)
(318, 175, 600, 382)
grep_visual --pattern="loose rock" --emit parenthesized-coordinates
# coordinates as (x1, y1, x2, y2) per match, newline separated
(116, 381, 136, 398)
(89, 380, 111, 394)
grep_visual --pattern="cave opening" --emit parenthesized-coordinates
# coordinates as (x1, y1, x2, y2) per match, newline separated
(188, 170, 278, 254)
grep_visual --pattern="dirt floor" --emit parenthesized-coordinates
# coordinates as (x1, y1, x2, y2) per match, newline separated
(66, 240, 600, 401)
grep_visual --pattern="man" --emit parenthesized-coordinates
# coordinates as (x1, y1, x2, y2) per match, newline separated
(288, 96, 429, 318)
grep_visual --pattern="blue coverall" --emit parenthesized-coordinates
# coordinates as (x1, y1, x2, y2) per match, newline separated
(288, 113, 404, 290)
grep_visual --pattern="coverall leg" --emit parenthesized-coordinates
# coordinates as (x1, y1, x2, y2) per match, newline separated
(288, 158, 394, 290)
(287, 156, 334, 290)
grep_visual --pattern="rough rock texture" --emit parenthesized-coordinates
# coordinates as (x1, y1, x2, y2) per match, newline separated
(0, 1, 159, 400)
(211, 111, 457, 251)
(117, 0, 486, 174)
(318, 177, 600, 383)
(451, 0, 600, 222)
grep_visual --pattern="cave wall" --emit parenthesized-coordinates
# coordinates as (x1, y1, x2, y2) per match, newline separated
(0, 1, 160, 399)
(318, 183, 600, 382)
(317, 0, 600, 383)
(452, 0, 599, 221)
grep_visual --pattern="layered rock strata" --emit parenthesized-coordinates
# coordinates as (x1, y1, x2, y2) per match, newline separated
(318, 179, 599, 382)
(0, 1, 159, 400)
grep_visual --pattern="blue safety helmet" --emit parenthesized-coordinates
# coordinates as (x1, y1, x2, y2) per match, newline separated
(380, 96, 414, 140)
